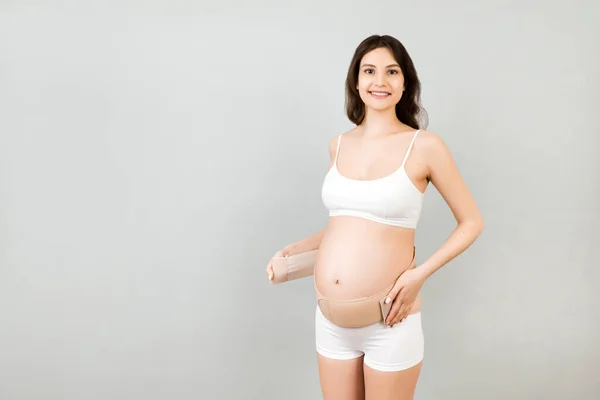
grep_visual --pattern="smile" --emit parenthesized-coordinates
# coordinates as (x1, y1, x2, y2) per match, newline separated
(369, 91, 391, 99)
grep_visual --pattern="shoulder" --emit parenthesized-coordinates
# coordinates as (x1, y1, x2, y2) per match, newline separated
(328, 135, 339, 157)
(416, 129, 444, 147)
(327, 127, 357, 160)
(415, 129, 456, 174)
(415, 129, 451, 156)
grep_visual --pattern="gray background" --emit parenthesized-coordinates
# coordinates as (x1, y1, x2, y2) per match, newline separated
(1, 2, 598, 399)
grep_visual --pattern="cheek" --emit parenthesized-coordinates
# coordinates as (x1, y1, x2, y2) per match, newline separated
(357, 83, 370, 99)
(357, 77, 368, 90)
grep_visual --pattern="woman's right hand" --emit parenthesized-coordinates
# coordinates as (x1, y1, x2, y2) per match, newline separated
(266, 247, 291, 283)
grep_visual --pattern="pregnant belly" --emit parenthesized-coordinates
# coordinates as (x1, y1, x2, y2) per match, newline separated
(315, 216, 418, 300)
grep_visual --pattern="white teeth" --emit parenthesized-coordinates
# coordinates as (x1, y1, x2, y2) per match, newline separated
(371, 91, 389, 95)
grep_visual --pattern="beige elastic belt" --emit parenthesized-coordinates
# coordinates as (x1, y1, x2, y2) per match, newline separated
(270, 249, 318, 284)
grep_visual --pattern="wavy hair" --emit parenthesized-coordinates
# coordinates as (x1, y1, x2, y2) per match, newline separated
(345, 35, 428, 129)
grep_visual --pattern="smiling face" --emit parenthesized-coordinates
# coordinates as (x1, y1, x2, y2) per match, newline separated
(356, 47, 405, 111)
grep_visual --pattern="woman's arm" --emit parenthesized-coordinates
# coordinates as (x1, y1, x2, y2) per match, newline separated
(266, 228, 326, 283)
(383, 131, 484, 326)
(283, 228, 327, 256)
(417, 132, 484, 280)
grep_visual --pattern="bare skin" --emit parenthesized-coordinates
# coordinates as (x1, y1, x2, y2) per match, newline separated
(317, 355, 366, 400)
(266, 46, 483, 400)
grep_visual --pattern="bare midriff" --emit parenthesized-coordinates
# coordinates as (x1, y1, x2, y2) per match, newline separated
(314, 215, 422, 313)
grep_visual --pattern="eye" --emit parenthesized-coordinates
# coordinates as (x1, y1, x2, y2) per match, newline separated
(363, 68, 399, 75)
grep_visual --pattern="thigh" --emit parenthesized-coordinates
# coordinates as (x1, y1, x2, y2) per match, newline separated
(362, 312, 425, 400)
(315, 305, 366, 400)
(363, 360, 422, 400)
(317, 353, 365, 400)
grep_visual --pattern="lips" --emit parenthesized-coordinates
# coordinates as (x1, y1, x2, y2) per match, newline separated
(369, 91, 391, 98)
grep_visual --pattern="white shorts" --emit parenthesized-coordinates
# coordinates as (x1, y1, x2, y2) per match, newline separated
(315, 305, 424, 372)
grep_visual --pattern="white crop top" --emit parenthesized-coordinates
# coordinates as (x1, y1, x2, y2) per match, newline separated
(321, 130, 424, 229)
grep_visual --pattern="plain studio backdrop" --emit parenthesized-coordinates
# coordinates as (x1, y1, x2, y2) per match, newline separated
(0, 2, 598, 400)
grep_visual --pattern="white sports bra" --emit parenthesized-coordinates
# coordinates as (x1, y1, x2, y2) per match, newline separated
(321, 130, 424, 229)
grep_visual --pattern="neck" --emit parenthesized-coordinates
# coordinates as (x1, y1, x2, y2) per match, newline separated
(359, 106, 407, 137)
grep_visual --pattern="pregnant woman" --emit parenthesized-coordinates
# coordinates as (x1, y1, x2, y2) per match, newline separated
(266, 34, 483, 400)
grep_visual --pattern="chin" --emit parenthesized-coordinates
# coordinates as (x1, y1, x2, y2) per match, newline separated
(365, 101, 396, 111)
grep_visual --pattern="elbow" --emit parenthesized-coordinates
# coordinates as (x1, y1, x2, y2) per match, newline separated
(472, 215, 484, 237)
(459, 215, 484, 239)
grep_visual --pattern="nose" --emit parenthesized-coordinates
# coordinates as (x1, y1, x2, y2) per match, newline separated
(375, 71, 387, 86)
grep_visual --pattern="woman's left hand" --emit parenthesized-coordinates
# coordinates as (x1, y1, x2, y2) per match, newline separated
(384, 267, 426, 327)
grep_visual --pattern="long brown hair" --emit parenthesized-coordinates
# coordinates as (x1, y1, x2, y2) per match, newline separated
(345, 35, 428, 129)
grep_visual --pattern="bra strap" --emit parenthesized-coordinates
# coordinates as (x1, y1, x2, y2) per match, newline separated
(400, 130, 420, 167)
(334, 134, 342, 163)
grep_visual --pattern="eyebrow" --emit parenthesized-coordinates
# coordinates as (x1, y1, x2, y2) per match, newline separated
(361, 63, 400, 68)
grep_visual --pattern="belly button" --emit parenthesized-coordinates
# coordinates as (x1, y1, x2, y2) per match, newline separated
(334, 276, 340, 284)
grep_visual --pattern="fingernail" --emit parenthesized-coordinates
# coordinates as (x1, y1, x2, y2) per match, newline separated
(385, 297, 391, 304)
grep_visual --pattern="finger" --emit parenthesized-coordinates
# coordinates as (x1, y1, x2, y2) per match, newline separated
(391, 310, 404, 327)
(276, 247, 290, 258)
(396, 304, 413, 325)
(384, 287, 399, 306)
(384, 277, 405, 306)
(385, 294, 404, 326)
(266, 262, 274, 280)
(392, 308, 408, 326)
(391, 297, 411, 326)
(387, 296, 404, 326)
